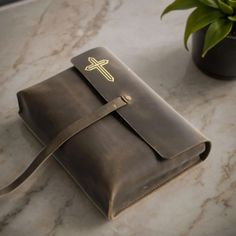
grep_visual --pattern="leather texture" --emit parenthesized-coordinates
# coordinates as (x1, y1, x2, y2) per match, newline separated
(0, 97, 127, 196)
(16, 47, 211, 219)
(72, 48, 210, 160)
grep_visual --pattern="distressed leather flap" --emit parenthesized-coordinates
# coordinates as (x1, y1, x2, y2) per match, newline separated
(71, 47, 210, 160)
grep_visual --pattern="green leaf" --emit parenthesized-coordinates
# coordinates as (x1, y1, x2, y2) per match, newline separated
(227, 0, 236, 9)
(228, 14, 236, 20)
(161, 0, 201, 18)
(202, 19, 233, 57)
(198, 0, 219, 8)
(218, 0, 234, 14)
(184, 6, 224, 50)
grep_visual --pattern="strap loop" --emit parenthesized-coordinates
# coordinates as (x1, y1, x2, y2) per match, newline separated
(0, 96, 128, 196)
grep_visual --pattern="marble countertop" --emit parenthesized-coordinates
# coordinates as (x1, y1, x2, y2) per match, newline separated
(0, 0, 235, 235)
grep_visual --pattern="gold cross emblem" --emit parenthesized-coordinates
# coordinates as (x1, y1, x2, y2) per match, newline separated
(85, 57, 114, 82)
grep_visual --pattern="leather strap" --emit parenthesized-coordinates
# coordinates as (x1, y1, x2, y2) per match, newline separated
(0, 96, 128, 196)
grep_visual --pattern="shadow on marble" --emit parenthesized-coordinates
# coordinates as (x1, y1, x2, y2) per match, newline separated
(130, 47, 235, 129)
(134, 46, 234, 98)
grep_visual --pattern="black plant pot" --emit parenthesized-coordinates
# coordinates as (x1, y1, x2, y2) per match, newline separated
(192, 28, 236, 80)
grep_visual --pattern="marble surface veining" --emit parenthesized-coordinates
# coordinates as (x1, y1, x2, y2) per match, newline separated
(0, 0, 236, 235)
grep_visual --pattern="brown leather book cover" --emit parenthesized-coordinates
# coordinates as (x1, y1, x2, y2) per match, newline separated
(16, 47, 211, 219)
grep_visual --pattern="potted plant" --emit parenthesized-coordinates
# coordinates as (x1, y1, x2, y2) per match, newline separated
(161, 0, 236, 80)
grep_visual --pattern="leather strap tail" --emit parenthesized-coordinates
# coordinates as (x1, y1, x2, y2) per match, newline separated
(0, 96, 128, 196)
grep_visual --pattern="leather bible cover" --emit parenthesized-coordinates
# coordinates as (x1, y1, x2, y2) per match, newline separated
(17, 47, 211, 219)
